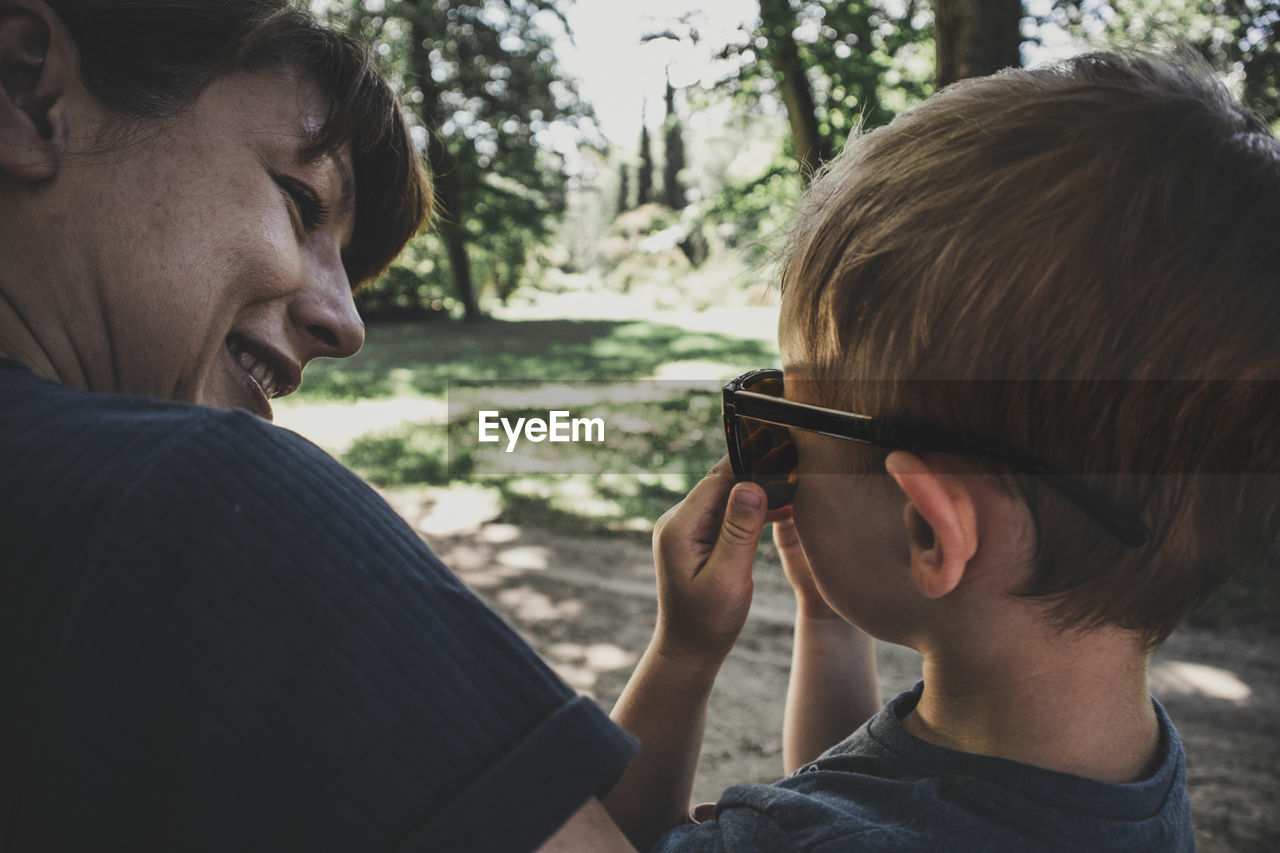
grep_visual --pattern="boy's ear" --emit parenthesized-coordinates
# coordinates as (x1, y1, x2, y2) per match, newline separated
(885, 451, 980, 600)
(0, 0, 77, 182)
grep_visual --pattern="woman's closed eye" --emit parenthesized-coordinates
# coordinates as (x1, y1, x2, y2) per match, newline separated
(272, 173, 330, 234)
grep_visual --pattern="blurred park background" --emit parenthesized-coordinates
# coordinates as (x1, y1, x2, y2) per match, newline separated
(278, 0, 1280, 628)
(273, 4, 1280, 847)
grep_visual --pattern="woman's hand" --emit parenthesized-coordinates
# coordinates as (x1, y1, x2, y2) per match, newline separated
(651, 457, 769, 668)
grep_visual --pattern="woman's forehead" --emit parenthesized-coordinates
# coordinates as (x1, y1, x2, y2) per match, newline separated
(208, 69, 328, 138)
(202, 71, 353, 180)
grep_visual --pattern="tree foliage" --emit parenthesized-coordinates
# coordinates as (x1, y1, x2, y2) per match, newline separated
(1045, 0, 1280, 128)
(727, 0, 936, 176)
(327, 0, 594, 319)
(671, 0, 933, 254)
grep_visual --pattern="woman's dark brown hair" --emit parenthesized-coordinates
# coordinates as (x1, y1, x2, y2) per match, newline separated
(48, 0, 431, 285)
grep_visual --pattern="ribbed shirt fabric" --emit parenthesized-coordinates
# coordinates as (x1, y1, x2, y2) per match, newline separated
(0, 357, 635, 852)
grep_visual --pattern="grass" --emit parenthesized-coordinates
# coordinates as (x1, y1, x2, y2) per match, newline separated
(295, 317, 779, 401)
(309, 315, 778, 539)
(340, 384, 729, 539)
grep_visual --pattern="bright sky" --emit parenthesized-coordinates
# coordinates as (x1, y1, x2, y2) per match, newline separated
(552, 1, 1088, 149)
(553, 0, 760, 146)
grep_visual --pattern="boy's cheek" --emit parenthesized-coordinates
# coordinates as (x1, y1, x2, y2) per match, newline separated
(790, 475, 914, 594)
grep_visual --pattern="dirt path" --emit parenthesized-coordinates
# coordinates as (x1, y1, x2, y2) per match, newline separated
(379, 487, 1280, 852)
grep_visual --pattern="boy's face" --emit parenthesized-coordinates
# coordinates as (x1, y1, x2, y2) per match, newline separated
(778, 312, 924, 643)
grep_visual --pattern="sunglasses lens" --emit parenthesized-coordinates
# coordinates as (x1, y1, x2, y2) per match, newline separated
(731, 373, 798, 509)
(737, 417, 798, 508)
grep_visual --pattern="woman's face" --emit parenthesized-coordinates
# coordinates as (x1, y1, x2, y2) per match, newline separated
(61, 68, 363, 419)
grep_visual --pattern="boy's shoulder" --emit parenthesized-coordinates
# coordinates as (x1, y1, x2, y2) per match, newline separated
(652, 683, 1194, 853)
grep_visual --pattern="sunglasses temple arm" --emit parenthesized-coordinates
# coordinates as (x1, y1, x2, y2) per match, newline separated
(1036, 471, 1151, 548)
(878, 424, 1152, 549)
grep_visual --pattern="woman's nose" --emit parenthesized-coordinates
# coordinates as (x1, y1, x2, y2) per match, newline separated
(289, 262, 364, 360)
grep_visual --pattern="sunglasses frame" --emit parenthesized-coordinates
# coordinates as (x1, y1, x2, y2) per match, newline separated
(722, 368, 1151, 548)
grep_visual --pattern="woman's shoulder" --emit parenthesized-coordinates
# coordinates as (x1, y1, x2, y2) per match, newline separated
(0, 361, 362, 542)
(1, 358, 328, 468)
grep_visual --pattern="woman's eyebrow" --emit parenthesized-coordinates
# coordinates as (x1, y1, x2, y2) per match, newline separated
(297, 125, 355, 216)
(330, 153, 355, 217)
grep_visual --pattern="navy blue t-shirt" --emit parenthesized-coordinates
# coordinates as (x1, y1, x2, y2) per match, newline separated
(654, 683, 1194, 852)
(0, 358, 636, 851)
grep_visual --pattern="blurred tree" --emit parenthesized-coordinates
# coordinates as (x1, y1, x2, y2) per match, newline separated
(1046, 0, 1280, 128)
(936, 0, 1023, 87)
(1216, 0, 1280, 125)
(718, 0, 934, 182)
(329, 0, 593, 320)
(616, 161, 631, 215)
(758, 0, 831, 180)
(637, 104, 655, 205)
(662, 71, 687, 209)
(628, 1, 934, 263)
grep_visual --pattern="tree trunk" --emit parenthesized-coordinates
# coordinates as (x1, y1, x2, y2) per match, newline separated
(637, 119, 654, 206)
(408, 0, 484, 320)
(616, 162, 631, 215)
(758, 0, 832, 183)
(662, 74, 686, 209)
(434, 172, 483, 321)
(935, 0, 1023, 89)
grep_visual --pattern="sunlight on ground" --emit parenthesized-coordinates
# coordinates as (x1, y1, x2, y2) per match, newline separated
(480, 523, 522, 543)
(497, 585, 583, 622)
(451, 378, 721, 407)
(495, 291, 781, 346)
(414, 484, 502, 537)
(1149, 660, 1253, 705)
(275, 395, 445, 453)
(545, 641, 639, 695)
(652, 359, 744, 380)
(495, 545, 551, 571)
(506, 476, 628, 519)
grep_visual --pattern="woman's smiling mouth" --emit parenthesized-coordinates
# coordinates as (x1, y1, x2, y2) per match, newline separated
(226, 334, 299, 416)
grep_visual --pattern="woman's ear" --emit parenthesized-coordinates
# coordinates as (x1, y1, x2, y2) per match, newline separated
(885, 451, 980, 600)
(0, 1, 77, 182)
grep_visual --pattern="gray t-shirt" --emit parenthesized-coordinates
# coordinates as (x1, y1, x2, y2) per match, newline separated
(653, 682, 1193, 852)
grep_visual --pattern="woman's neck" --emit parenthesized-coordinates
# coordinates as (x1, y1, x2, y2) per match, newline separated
(0, 232, 104, 389)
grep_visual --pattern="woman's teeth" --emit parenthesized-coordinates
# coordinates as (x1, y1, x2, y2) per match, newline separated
(228, 341, 281, 398)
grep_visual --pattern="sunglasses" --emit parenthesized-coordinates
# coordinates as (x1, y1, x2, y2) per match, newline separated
(722, 369, 1151, 548)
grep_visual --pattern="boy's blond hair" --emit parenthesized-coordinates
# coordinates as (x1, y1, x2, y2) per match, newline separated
(781, 53, 1280, 646)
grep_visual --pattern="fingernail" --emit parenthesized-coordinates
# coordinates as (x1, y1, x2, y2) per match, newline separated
(733, 487, 763, 511)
